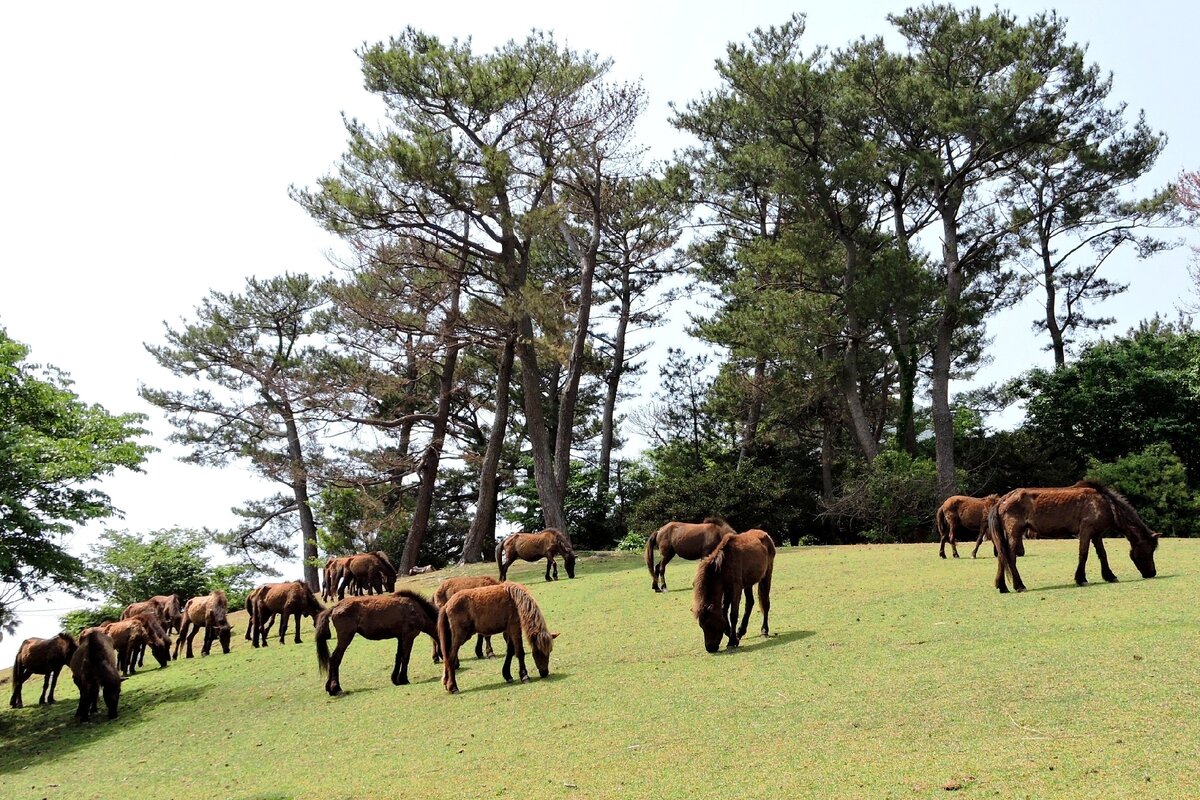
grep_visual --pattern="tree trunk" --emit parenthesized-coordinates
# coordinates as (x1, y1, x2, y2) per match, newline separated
(516, 312, 568, 533)
(463, 334, 516, 563)
(280, 410, 320, 590)
(597, 273, 631, 501)
(820, 411, 835, 503)
(931, 203, 962, 501)
(400, 281, 463, 574)
(841, 243, 880, 460)
(1041, 230, 1067, 367)
(737, 357, 766, 470)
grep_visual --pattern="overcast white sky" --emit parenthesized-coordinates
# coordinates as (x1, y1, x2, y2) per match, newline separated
(1, 1, 1197, 660)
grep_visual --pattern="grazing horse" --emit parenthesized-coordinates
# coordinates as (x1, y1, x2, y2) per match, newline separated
(496, 529, 575, 582)
(322, 556, 350, 602)
(248, 580, 323, 647)
(122, 595, 182, 666)
(646, 517, 736, 592)
(9, 633, 77, 708)
(438, 582, 558, 694)
(986, 480, 1161, 594)
(335, 552, 398, 599)
(174, 590, 232, 659)
(314, 590, 439, 695)
(100, 616, 171, 675)
(935, 495, 1000, 559)
(692, 529, 775, 653)
(430, 576, 498, 662)
(71, 628, 121, 722)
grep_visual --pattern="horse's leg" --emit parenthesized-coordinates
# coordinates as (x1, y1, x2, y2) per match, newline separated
(972, 526, 987, 558)
(736, 585, 754, 639)
(512, 622, 530, 683)
(186, 624, 200, 658)
(326, 631, 355, 696)
(392, 634, 416, 686)
(261, 613, 277, 647)
(501, 630, 516, 683)
(293, 612, 303, 643)
(658, 547, 675, 592)
(474, 634, 486, 659)
(278, 611, 289, 645)
(1075, 533, 1091, 585)
(201, 624, 214, 657)
(484, 635, 495, 657)
(173, 621, 186, 660)
(726, 592, 742, 648)
(949, 519, 960, 559)
(758, 573, 772, 637)
(40, 672, 52, 704)
(1092, 534, 1118, 583)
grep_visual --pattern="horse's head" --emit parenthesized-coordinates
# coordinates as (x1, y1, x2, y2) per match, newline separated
(217, 622, 233, 654)
(564, 552, 576, 579)
(150, 637, 171, 668)
(1130, 533, 1160, 578)
(696, 601, 727, 654)
(531, 631, 558, 678)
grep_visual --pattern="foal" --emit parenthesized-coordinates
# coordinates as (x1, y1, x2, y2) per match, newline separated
(692, 529, 775, 653)
(431, 575, 498, 662)
(174, 590, 232, 659)
(314, 590, 439, 695)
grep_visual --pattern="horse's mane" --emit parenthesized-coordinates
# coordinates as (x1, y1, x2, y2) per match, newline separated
(395, 589, 439, 621)
(504, 583, 553, 655)
(1076, 480, 1157, 541)
(703, 516, 736, 535)
(58, 631, 78, 649)
(692, 536, 731, 617)
(548, 528, 574, 555)
(210, 589, 228, 604)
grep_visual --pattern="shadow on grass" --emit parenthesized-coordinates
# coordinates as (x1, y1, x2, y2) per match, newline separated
(0, 683, 210, 775)
(717, 629, 816, 654)
(455, 670, 571, 695)
(1026, 573, 1178, 593)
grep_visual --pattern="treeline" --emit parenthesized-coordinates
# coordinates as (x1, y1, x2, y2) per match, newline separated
(139, 6, 1189, 580)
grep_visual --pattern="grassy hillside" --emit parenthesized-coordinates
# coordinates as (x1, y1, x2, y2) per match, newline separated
(2, 540, 1198, 799)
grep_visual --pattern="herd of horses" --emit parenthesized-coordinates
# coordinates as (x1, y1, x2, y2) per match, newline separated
(7, 478, 1162, 723)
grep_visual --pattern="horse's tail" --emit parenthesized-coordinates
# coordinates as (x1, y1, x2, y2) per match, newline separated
(495, 537, 508, 579)
(9, 650, 24, 707)
(504, 583, 553, 654)
(987, 502, 1016, 585)
(935, 505, 948, 542)
(314, 607, 333, 676)
(645, 528, 660, 579)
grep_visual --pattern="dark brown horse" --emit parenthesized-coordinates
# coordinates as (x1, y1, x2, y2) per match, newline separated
(71, 628, 122, 722)
(935, 494, 1000, 559)
(9, 633, 77, 708)
(646, 517, 736, 592)
(314, 590, 439, 695)
(174, 590, 232, 659)
(692, 529, 775, 653)
(431, 575, 498, 662)
(496, 529, 575, 582)
(248, 580, 323, 647)
(336, 552, 398, 599)
(438, 582, 558, 694)
(986, 480, 1160, 593)
(122, 594, 182, 666)
(322, 556, 350, 602)
(100, 616, 171, 675)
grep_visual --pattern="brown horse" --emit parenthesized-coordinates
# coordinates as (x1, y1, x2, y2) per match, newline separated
(646, 517, 736, 592)
(100, 616, 171, 675)
(9, 633, 77, 708)
(322, 556, 350, 602)
(430, 575, 498, 662)
(935, 494, 1000, 559)
(986, 480, 1160, 593)
(314, 590, 439, 695)
(438, 582, 558, 694)
(71, 628, 122, 722)
(174, 590, 232, 659)
(335, 552, 398, 599)
(248, 580, 323, 647)
(122, 594, 182, 666)
(692, 529, 775, 653)
(496, 529, 575, 582)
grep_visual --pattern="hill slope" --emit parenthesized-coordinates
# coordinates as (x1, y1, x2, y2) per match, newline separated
(2, 541, 1198, 799)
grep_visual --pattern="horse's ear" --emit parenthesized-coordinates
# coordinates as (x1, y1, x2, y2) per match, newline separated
(551, 631, 560, 639)
(1152, 531, 1162, 538)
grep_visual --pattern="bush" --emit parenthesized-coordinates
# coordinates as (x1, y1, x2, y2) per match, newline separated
(1087, 443, 1199, 537)
(61, 603, 126, 636)
(821, 450, 943, 543)
(616, 530, 648, 553)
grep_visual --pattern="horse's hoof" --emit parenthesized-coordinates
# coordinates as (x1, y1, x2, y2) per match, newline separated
(1104, 576, 1119, 583)
(521, 675, 530, 683)
(939, 553, 946, 559)
(1076, 579, 1088, 586)
(953, 553, 959, 559)
(1015, 586, 1027, 593)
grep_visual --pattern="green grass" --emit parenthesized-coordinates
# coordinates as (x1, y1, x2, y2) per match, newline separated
(2, 541, 1199, 799)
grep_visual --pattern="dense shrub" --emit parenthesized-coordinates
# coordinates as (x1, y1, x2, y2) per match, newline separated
(1087, 443, 1199, 537)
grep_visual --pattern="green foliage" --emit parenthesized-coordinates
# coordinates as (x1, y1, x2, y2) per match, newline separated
(85, 529, 217, 606)
(1015, 320, 1200, 484)
(503, 460, 618, 550)
(60, 602, 127, 637)
(0, 328, 152, 624)
(615, 530, 647, 553)
(822, 450, 942, 543)
(1087, 444, 1199, 537)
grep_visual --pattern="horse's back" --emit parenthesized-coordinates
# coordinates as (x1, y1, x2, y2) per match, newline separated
(1002, 485, 1110, 536)
(443, 584, 514, 635)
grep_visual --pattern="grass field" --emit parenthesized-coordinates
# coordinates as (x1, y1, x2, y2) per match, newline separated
(2, 540, 1199, 799)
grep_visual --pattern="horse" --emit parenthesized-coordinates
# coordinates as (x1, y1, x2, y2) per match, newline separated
(692, 529, 775, 653)
(496, 529, 575, 582)
(122, 594, 182, 666)
(645, 516, 736, 592)
(248, 580, 323, 647)
(438, 582, 558, 694)
(985, 480, 1160, 594)
(335, 552, 398, 599)
(935, 494, 1000, 558)
(314, 590, 439, 696)
(9, 633, 77, 708)
(430, 575, 498, 662)
(71, 628, 121, 722)
(174, 590, 232, 659)
(100, 615, 171, 675)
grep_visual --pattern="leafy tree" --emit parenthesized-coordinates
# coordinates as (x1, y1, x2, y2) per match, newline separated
(0, 329, 151, 638)
(84, 528, 219, 606)
(142, 274, 332, 587)
(1014, 318, 1200, 484)
(820, 450, 943, 543)
(1087, 444, 1198, 537)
